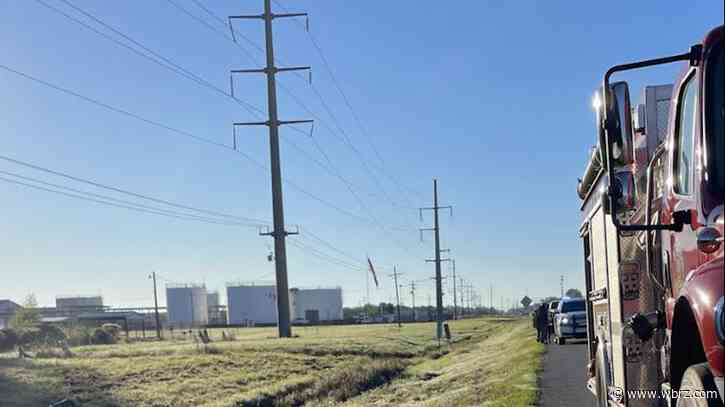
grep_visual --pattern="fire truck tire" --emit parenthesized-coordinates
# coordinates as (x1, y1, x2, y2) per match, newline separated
(676, 363, 723, 407)
(558, 336, 566, 345)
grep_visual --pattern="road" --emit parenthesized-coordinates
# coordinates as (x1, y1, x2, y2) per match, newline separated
(539, 339, 597, 407)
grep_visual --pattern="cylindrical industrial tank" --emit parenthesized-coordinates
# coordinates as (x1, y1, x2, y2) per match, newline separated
(226, 284, 278, 325)
(165, 284, 208, 328)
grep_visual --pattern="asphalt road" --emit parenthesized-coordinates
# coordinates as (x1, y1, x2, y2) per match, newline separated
(539, 339, 597, 407)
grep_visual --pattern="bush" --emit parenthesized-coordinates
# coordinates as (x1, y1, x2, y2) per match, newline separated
(101, 324, 122, 336)
(91, 327, 117, 345)
(65, 326, 93, 346)
(16, 324, 68, 350)
(0, 329, 19, 352)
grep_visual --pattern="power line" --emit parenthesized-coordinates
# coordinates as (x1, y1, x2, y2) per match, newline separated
(0, 154, 268, 225)
(34, 0, 262, 116)
(16, 2, 424, 269)
(0, 165, 369, 273)
(0, 174, 248, 227)
(288, 238, 365, 271)
(31, 0, 412, 234)
(0, 169, 264, 227)
(274, 0, 423, 204)
(0, 64, 374, 225)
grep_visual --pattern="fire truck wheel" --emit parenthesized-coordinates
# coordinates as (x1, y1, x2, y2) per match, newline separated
(676, 363, 723, 407)
(558, 336, 566, 345)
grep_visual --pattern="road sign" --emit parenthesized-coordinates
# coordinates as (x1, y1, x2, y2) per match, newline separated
(520, 296, 532, 308)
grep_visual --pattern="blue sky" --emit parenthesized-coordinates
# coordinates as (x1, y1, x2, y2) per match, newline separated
(1, 1, 721, 308)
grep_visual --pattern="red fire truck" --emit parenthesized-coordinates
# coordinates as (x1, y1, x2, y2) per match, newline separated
(577, 26, 723, 406)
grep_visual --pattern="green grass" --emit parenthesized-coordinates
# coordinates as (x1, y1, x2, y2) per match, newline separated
(0, 317, 542, 407)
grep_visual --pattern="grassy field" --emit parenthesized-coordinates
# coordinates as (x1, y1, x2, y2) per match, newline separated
(0, 317, 543, 407)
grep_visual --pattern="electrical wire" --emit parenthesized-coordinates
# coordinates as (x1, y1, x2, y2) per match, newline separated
(0, 174, 249, 227)
(273, 0, 424, 204)
(0, 169, 265, 227)
(0, 153, 268, 225)
(0, 64, 371, 224)
(29, 0, 395, 229)
(0, 168, 371, 273)
(34, 0, 262, 117)
(15, 1, 425, 268)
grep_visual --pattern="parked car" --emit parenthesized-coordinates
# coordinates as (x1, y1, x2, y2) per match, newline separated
(553, 297, 586, 344)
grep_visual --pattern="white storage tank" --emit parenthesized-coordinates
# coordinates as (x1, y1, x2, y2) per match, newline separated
(166, 284, 208, 328)
(227, 283, 277, 325)
(290, 287, 343, 322)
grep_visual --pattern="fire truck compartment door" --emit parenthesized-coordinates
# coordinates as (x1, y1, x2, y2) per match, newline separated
(589, 206, 627, 393)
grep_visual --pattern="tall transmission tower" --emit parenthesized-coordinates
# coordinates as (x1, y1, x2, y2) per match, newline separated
(419, 179, 452, 340)
(228, 0, 312, 338)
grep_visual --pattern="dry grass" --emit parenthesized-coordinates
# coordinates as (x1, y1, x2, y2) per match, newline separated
(0, 317, 541, 407)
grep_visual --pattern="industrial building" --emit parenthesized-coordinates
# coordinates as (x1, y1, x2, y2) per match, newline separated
(55, 295, 104, 312)
(206, 291, 226, 325)
(227, 284, 277, 325)
(289, 287, 343, 323)
(0, 300, 21, 329)
(165, 284, 208, 328)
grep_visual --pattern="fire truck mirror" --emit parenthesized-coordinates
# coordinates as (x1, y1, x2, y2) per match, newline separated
(613, 171, 636, 212)
(600, 171, 635, 215)
(595, 81, 634, 168)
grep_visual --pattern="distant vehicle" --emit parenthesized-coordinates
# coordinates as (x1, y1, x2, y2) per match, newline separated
(578, 25, 723, 406)
(552, 297, 586, 344)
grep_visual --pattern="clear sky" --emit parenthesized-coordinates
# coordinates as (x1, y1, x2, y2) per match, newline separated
(1, 1, 721, 309)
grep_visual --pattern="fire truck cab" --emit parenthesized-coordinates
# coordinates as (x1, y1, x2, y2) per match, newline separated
(577, 26, 723, 407)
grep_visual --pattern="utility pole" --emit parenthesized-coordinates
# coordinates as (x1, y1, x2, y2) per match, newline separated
(466, 284, 474, 312)
(451, 260, 458, 320)
(149, 271, 162, 340)
(409, 281, 416, 321)
(560, 275, 564, 298)
(419, 179, 452, 340)
(390, 266, 402, 327)
(228, 1, 311, 338)
(460, 277, 465, 316)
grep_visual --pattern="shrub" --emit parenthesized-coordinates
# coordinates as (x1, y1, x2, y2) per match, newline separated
(39, 325, 66, 343)
(19, 328, 41, 347)
(65, 326, 93, 347)
(91, 327, 117, 345)
(15, 324, 69, 351)
(0, 329, 19, 352)
(101, 324, 122, 337)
